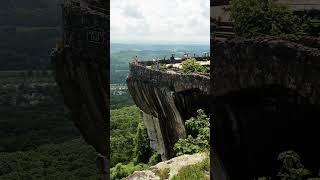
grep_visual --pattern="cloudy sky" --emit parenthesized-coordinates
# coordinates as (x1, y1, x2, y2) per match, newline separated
(110, 0, 209, 44)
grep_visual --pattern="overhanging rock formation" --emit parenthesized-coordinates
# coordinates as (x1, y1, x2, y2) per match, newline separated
(213, 36, 320, 98)
(127, 59, 210, 160)
(50, 0, 109, 177)
(211, 36, 320, 179)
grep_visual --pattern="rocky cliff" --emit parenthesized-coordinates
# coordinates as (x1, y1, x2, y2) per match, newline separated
(51, 0, 109, 177)
(127, 62, 210, 160)
(211, 36, 320, 179)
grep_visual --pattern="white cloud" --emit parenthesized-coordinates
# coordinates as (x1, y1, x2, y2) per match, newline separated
(110, 0, 209, 44)
(123, 4, 144, 19)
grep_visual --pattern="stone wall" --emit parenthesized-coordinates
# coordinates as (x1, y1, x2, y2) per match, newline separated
(137, 57, 210, 66)
(129, 63, 210, 94)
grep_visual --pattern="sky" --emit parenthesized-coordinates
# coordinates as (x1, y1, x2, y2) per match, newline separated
(110, 0, 210, 44)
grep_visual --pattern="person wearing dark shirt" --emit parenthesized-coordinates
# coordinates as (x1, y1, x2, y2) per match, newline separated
(170, 54, 175, 64)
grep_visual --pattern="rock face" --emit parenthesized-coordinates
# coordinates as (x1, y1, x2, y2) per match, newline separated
(126, 153, 207, 180)
(127, 62, 210, 160)
(211, 36, 320, 179)
(51, 0, 109, 176)
(213, 36, 320, 100)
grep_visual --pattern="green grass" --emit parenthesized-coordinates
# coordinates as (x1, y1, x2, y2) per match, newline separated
(171, 156, 210, 180)
(110, 162, 148, 180)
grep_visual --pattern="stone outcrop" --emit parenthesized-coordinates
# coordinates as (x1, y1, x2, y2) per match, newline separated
(51, 0, 109, 177)
(211, 36, 320, 179)
(127, 62, 210, 160)
(126, 153, 208, 180)
(213, 36, 320, 101)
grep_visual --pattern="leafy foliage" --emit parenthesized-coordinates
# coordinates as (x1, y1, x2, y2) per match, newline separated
(258, 150, 320, 179)
(230, 0, 306, 37)
(110, 93, 134, 110)
(0, 139, 100, 180)
(110, 108, 156, 179)
(181, 58, 207, 73)
(148, 153, 161, 166)
(133, 123, 153, 164)
(277, 151, 312, 180)
(110, 162, 147, 180)
(171, 156, 210, 180)
(0, 79, 79, 152)
(174, 109, 210, 156)
(110, 106, 143, 167)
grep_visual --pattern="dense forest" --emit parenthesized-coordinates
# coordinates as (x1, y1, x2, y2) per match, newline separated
(0, 103, 145, 179)
(0, 140, 100, 180)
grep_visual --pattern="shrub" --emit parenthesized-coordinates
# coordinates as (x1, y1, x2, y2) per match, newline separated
(230, 0, 306, 37)
(277, 151, 311, 180)
(110, 162, 147, 180)
(159, 64, 168, 71)
(173, 109, 210, 156)
(258, 150, 320, 179)
(181, 58, 207, 73)
(148, 153, 161, 166)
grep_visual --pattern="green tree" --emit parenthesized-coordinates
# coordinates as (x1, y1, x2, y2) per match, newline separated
(110, 162, 147, 180)
(174, 109, 210, 156)
(0, 140, 100, 180)
(181, 58, 207, 73)
(133, 123, 153, 164)
(230, 0, 306, 37)
(110, 106, 143, 167)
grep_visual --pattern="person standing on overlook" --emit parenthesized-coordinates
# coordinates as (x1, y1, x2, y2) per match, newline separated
(133, 56, 138, 64)
(170, 54, 175, 64)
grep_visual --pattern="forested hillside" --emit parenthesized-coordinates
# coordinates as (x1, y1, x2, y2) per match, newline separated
(0, 139, 100, 180)
(0, 77, 80, 152)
